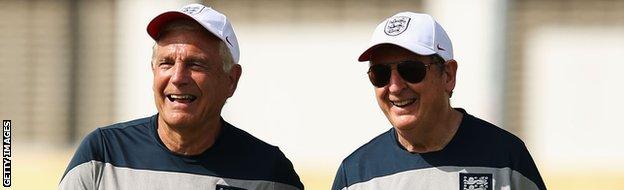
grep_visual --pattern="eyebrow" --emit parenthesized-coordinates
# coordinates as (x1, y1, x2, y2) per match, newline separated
(154, 57, 174, 63)
(155, 55, 212, 64)
(184, 56, 211, 64)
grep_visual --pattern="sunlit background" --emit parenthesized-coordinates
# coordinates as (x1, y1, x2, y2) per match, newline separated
(1, 0, 624, 189)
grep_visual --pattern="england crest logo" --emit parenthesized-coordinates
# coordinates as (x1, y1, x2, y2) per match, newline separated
(459, 173, 492, 190)
(384, 16, 411, 36)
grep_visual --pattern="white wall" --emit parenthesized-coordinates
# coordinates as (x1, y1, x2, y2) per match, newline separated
(524, 26, 624, 171)
(222, 23, 390, 167)
(425, 0, 508, 126)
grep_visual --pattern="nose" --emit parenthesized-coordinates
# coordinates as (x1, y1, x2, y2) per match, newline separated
(170, 63, 191, 86)
(387, 68, 406, 94)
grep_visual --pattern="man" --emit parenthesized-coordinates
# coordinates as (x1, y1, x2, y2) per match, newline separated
(60, 4, 303, 190)
(332, 12, 546, 190)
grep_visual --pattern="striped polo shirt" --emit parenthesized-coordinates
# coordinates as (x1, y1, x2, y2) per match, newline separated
(332, 109, 546, 190)
(60, 114, 304, 190)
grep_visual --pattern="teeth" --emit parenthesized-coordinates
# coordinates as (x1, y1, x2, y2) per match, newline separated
(391, 99, 416, 107)
(170, 94, 193, 99)
(167, 94, 196, 102)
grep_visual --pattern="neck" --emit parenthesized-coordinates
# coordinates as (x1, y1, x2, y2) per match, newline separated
(396, 108, 462, 153)
(157, 116, 222, 156)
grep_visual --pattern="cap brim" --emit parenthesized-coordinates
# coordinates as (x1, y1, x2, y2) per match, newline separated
(357, 42, 437, 62)
(147, 11, 195, 40)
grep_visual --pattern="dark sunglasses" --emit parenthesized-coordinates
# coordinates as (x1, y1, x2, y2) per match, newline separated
(367, 60, 440, 88)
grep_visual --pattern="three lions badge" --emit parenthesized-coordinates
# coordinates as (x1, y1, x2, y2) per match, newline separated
(384, 16, 411, 36)
(459, 173, 492, 190)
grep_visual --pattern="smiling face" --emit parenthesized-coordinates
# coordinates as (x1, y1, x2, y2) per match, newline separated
(152, 28, 240, 129)
(370, 45, 455, 131)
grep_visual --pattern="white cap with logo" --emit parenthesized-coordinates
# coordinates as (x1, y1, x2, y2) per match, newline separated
(358, 12, 453, 62)
(147, 4, 240, 64)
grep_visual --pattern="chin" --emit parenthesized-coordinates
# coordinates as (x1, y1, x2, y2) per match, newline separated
(389, 114, 420, 131)
(162, 112, 196, 127)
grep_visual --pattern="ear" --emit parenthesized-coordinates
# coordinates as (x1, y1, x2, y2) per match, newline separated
(227, 64, 242, 97)
(443, 59, 458, 97)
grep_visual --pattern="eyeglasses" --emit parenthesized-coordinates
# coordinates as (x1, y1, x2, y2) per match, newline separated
(367, 60, 440, 88)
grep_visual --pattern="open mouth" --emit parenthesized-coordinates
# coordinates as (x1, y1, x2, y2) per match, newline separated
(390, 98, 416, 108)
(166, 94, 197, 103)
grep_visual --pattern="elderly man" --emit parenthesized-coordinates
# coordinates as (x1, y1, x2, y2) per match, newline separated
(60, 4, 303, 190)
(332, 12, 546, 190)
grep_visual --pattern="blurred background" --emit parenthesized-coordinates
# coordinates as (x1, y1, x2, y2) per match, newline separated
(1, 0, 624, 189)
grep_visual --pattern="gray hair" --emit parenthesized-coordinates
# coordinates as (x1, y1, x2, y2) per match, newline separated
(151, 20, 235, 73)
(431, 54, 446, 72)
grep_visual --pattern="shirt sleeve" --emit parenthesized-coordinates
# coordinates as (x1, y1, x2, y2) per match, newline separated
(59, 129, 105, 190)
(331, 162, 347, 190)
(510, 142, 547, 190)
(272, 148, 304, 190)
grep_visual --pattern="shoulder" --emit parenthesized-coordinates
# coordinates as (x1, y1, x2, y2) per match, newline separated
(342, 129, 394, 165)
(73, 115, 155, 158)
(332, 129, 395, 190)
(460, 110, 526, 150)
(456, 110, 535, 166)
(221, 122, 291, 166)
(60, 115, 156, 181)
(221, 121, 304, 190)
(73, 116, 153, 159)
(97, 115, 154, 136)
(337, 129, 397, 179)
(458, 110, 545, 189)
(222, 121, 281, 154)
(80, 115, 155, 154)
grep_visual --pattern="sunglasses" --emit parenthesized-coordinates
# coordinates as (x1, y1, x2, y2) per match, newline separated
(367, 60, 440, 88)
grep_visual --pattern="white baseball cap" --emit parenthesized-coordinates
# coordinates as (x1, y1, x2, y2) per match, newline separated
(147, 3, 240, 64)
(358, 12, 453, 62)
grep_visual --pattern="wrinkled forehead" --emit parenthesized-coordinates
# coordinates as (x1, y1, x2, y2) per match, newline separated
(154, 30, 221, 59)
(152, 33, 222, 64)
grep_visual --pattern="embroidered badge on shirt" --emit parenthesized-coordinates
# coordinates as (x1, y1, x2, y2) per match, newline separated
(216, 184, 247, 190)
(384, 16, 411, 36)
(459, 173, 492, 190)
